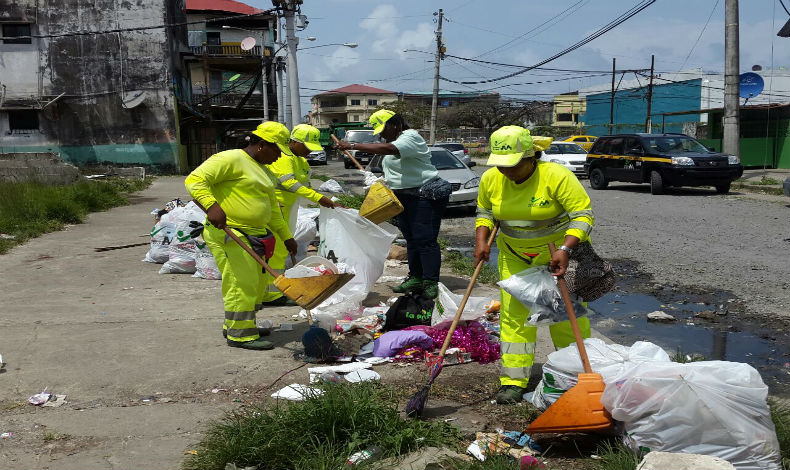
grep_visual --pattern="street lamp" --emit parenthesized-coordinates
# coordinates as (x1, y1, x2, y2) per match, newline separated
(300, 42, 358, 51)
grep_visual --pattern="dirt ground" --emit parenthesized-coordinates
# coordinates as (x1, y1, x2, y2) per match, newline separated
(1, 166, 787, 469)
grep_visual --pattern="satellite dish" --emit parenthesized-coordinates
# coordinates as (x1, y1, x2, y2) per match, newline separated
(752, 65, 763, 71)
(240, 37, 256, 51)
(121, 90, 147, 109)
(739, 72, 765, 99)
(228, 73, 241, 82)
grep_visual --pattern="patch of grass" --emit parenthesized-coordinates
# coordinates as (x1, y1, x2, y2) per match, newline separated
(594, 440, 641, 470)
(182, 383, 460, 470)
(730, 182, 785, 196)
(769, 398, 790, 470)
(670, 348, 705, 363)
(335, 193, 366, 210)
(444, 251, 499, 285)
(0, 177, 151, 254)
(312, 173, 331, 182)
(754, 176, 782, 185)
(440, 454, 521, 470)
(42, 431, 70, 442)
(438, 237, 451, 251)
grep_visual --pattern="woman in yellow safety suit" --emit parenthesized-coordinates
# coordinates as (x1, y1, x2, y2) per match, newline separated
(474, 125, 594, 403)
(185, 121, 297, 351)
(260, 124, 339, 306)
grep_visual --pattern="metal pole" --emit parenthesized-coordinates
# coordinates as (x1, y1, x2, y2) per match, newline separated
(610, 58, 616, 134)
(645, 54, 654, 133)
(723, 0, 740, 156)
(429, 9, 444, 144)
(277, 58, 286, 123)
(262, 58, 269, 121)
(284, 1, 301, 127)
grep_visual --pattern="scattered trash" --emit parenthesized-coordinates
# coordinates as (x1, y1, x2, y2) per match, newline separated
(0, 432, 13, 438)
(318, 179, 344, 194)
(275, 323, 293, 332)
(308, 362, 373, 383)
(0, 233, 16, 239)
(270, 384, 323, 401)
(224, 463, 258, 470)
(467, 431, 539, 462)
(184, 450, 199, 455)
(211, 388, 227, 394)
(42, 394, 67, 407)
(0, 353, 5, 371)
(28, 390, 52, 406)
(344, 369, 380, 383)
(432, 283, 491, 326)
(373, 330, 434, 357)
(317, 371, 343, 383)
(376, 275, 405, 284)
(646, 310, 676, 322)
(346, 445, 383, 467)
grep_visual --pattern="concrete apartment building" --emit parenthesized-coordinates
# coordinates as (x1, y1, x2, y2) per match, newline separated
(552, 92, 586, 128)
(0, 0, 189, 171)
(309, 84, 398, 127)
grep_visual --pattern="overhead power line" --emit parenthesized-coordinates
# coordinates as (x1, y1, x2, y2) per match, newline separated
(439, 0, 656, 85)
(675, 0, 721, 74)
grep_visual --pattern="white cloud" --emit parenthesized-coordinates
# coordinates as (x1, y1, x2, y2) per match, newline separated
(396, 23, 434, 58)
(360, 4, 399, 53)
(322, 47, 362, 74)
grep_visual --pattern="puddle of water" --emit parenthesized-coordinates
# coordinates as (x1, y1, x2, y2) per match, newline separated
(589, 292, 790, 392)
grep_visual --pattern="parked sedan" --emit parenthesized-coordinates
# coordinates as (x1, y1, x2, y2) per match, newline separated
(434, 142, 474, 166)
(367, 147, 480, 209)
(540, 141, 588, 177)
(305, 150, 327, 165)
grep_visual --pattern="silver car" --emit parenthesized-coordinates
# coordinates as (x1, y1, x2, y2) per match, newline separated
(434, 142, 473, 166)
(367, 147, 479, 209)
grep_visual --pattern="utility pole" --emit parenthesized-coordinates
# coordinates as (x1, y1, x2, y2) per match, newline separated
(276, 57, 285, 123)
(283, 0, 301, 127)
(645, 54, 655, 133)
(429, 8, 444, 144)
(723, 0, 740, 156)
(609, 58, 616, 134)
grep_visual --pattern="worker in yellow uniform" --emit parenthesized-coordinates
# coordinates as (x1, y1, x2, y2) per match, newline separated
(185, 121, 297, 350)
(474, 125, 594, 403)
(260, 124, 340, 306)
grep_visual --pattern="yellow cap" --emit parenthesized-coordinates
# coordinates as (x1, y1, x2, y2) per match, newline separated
(369, 109, 396, 135)
(487, 126, 533, 167)
(290, 124, 323, 152)
(251, 121, 292, 155)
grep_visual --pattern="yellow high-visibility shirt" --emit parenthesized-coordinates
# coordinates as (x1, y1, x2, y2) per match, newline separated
(267, 152, 324, 208)
(185, 149, 292, 241)
(475, 161, 594, 245)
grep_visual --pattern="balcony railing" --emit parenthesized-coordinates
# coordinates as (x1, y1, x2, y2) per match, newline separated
(189, 45, 262, 57)
(193, 93, 263, 108)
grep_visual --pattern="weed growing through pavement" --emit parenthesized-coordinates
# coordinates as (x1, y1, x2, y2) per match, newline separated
(0, 177, 152, 254)
(594, 439, 641, 470)
(441, 453, 521, 469)
(669, 348, 706, 363)
(754, 176, 782, 185)
(42, 431, 70, 442)
(312, 173, 330, 182)
(444, 250, 499, 285)
(182, 382, 460, 470)
(769, 398, 790, 470)
(437, 237, 451, 251)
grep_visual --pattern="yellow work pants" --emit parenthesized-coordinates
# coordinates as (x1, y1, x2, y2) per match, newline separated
(497, 235, 591, 388)
(261, 202, 297, 303)
(203, 224, 264, 342)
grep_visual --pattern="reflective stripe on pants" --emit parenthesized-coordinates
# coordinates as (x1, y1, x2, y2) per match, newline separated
(497, 234, 591, 388)
(204, 224, 263, 343)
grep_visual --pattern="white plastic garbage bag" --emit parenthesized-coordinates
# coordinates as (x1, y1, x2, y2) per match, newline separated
(361, 170, 384, 190)
(497, 265, 588, 324)
(601, 361, 782, 470)
(315, 208, 398, 315)
(143, 211, 176, 264)
(159, 202, 205, 274)
(529, 339, 670, 410)
(291, 206, 320, 265)
(192, 237, 221, 280)
(431, 282, 490, 326)
(318, 179, 344, 194)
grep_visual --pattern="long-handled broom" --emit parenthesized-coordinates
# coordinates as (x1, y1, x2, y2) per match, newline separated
(405, 223, 499, 418)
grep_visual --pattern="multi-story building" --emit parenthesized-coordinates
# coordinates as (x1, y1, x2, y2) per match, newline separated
(309, 84, 398, 127)
(552, 92, 586, 128)
(180, 0, 278, 167)
(0, 0, 190, 171)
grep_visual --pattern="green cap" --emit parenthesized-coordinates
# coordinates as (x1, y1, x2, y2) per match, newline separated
(369, 109, 396, 135)
(290, 124, 323, 152)
(487, 126, 533, 167)
(252, 121, 292, 155)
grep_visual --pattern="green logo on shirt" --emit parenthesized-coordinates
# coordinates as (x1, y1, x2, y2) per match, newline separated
(528, 196, 550, 207)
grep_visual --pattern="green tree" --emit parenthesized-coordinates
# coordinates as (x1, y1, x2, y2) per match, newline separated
(441, 101, 553, 134)
(375, 101, 432, 129)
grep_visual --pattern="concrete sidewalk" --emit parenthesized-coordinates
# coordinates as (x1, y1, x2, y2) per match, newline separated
(0, 176, 584, 469)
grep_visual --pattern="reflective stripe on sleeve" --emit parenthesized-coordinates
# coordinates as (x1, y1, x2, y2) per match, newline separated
(278, 173, 295, 183)
(476, 206, 494, 220)
(568, 220, 592, 234)
(568, 209, 594, 219)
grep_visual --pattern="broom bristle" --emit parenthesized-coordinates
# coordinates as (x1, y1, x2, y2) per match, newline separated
(404, 360, 444, 418)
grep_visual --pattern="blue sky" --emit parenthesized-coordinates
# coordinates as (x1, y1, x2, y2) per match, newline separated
(245, 0, 790, 109)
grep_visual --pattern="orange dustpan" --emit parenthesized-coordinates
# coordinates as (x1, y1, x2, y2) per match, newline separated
(526, 243, 613, 434)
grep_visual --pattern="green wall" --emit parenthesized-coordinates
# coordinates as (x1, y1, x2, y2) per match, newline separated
(2, 143, 181, 171)
(699, 137, 789, 169)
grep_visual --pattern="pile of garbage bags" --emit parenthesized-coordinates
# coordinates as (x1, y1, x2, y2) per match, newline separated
(528, 338, 782, 470)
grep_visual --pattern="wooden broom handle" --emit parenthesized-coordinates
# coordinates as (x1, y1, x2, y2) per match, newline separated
(330, 134, 365, 171)
(548, 242, 593, 374)
(438, 224, 499, 357)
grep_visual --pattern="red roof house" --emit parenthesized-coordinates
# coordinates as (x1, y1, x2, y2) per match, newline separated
(185, 0, 265, 15)
(318, 84, 398, 95)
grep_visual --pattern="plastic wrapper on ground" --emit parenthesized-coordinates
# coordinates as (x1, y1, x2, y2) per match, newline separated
(431, 282, 490, 326)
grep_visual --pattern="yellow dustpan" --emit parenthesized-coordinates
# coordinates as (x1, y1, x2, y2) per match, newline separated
(526, 243, 613, 434)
